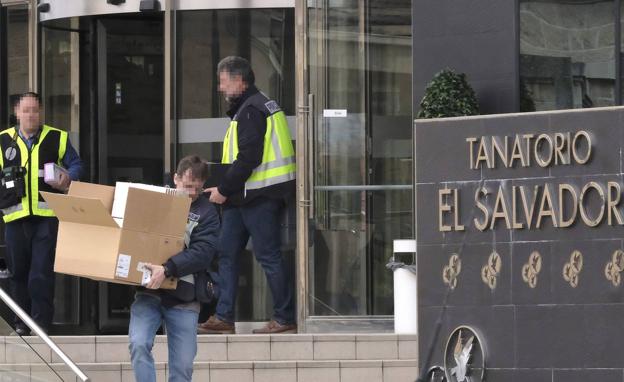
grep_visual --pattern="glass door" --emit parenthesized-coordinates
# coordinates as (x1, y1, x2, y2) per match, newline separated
(40, 16, 84, 331)
(304, 0, 412, 327)
(96, 16, 164, 331)
(97, 17, 164, 186)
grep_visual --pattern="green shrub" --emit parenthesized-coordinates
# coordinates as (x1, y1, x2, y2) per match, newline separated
(417, 69, 480, 118)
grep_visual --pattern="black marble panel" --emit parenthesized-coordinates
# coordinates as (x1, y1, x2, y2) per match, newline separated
(550, 240, 624, 305)
(412, 0, 518, 115)
(511, 242, 553, 306)
(548, 108, 624, 178)
(415, 107, 624, 376)
(553, 369, 623, 382)
(415, 118, 484, 184)
(511, 175, 624, 243)
(514, 304, 624, 370)
(485, 369, 552, 382)
(479, 113, 552, 180)
(417, 243, 512, 307)
(580, 305, 624, 368)
(514, 305, 555, 368)
(419, 305, 515, 371)
(416, 182, 513, 246)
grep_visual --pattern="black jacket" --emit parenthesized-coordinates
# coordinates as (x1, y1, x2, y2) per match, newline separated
(153, 194, 220, 308)
(217, 85, 295, 205)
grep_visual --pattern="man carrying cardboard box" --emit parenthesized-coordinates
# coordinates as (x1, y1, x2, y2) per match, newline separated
(128, 155, 220, 382)
(0, 92, 82, 335)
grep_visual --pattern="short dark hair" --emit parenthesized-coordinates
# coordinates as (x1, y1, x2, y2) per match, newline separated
(176, 155, 208, 181)
(15, 92, 41, 107)
(217, 56, 255, 86)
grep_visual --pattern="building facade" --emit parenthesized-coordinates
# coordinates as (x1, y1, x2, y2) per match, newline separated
(0, 0, 618, 336)
(0, 0, 412, 334)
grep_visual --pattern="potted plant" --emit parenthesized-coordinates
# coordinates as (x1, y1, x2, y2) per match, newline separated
(418, 68, 480, 118)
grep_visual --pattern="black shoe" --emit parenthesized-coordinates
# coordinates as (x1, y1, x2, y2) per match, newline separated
(13, 326, 30, 336)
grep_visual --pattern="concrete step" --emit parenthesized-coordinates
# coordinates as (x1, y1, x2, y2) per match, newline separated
(0, 334, 418, 364)
(0, 359, 419, 382)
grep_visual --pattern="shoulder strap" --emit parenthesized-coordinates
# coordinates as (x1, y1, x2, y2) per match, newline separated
(0, 127, 16, 137)
(233, 92, 281, 121)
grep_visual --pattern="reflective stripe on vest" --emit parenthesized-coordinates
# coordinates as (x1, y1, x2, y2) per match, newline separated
(221, 107, 295, 191)
(1, 203, 23, 216)
(1, 128, 31, 222)
(1, 125, 67, 223)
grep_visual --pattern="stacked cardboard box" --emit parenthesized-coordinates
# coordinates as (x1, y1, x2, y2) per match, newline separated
(42, 181, 191, 289)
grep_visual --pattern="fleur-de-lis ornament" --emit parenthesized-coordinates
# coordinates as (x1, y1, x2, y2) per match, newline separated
(605, 250, 624, 287)
(563, 250, 583, 288)
(522, 251, 542, 288)
(443, 254, 461, 290)
(481, 251, 501, 290)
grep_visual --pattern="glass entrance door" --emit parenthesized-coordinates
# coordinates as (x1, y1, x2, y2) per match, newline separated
(96, 16, 164, 331)
(304, 0, 412, 328)
(97, 17, 164, 185)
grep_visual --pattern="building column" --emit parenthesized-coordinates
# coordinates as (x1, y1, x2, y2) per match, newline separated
(0, 5, 8, 129)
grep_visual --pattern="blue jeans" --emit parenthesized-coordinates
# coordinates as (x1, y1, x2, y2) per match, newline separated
(216, 197, 295, 324)
(129, 294, 198, 382)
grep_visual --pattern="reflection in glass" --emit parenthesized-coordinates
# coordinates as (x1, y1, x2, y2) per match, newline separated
(42, 18, 79, 135)
(309, 0, 412, 316)
(520, 0, 615, 111)
(41, 18, 83, 326)
(6, 5, 29, 127)
(311, 190, 412, 316)
(103, 18, 164, 186)
(177, 9, 295, 121)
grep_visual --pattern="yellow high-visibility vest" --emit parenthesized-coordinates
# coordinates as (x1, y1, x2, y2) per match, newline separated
(0, 125, 67, 222)
(222, 93, 295, 191)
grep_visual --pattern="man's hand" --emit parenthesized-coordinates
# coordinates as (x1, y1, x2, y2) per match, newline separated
(144, 263, 166, 290)
(50, 171, 71, 192)
(204, 187, 227, 204)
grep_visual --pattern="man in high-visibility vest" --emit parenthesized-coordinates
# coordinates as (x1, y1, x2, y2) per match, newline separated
(199, 56, 296, 334)
(0, 92, 82, 335)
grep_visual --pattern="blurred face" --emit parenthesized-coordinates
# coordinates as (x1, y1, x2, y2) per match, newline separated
(15, 95, 41, 135)
(218, 71, 247, 103)
(174, 169, 204, 202)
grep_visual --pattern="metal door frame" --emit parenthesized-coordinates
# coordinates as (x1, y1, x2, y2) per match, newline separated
(295, 0, 395, 333)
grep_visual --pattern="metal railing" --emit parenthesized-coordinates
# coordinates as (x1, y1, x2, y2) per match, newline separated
(0, 287, 90, 381)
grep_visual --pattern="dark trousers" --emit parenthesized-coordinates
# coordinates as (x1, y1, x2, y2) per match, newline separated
(5, 216, 58, 330)
(215, 197, 295, 324)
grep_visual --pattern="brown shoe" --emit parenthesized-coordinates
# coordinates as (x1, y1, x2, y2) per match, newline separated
(197, 316, 235, 334)
(252, 320, 297, 334)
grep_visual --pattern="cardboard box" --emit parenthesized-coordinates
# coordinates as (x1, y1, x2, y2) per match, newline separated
(112, 182, 184, 220)
(41, 181, 191, 289)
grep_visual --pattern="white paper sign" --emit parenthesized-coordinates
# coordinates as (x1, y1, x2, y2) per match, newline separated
(115, 254, 131, 278)
(323, 109, 347, 118)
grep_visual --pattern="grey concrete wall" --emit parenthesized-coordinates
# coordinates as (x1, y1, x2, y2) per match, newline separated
(412, 0, 519, 115)
(415, 107, 624, 380)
